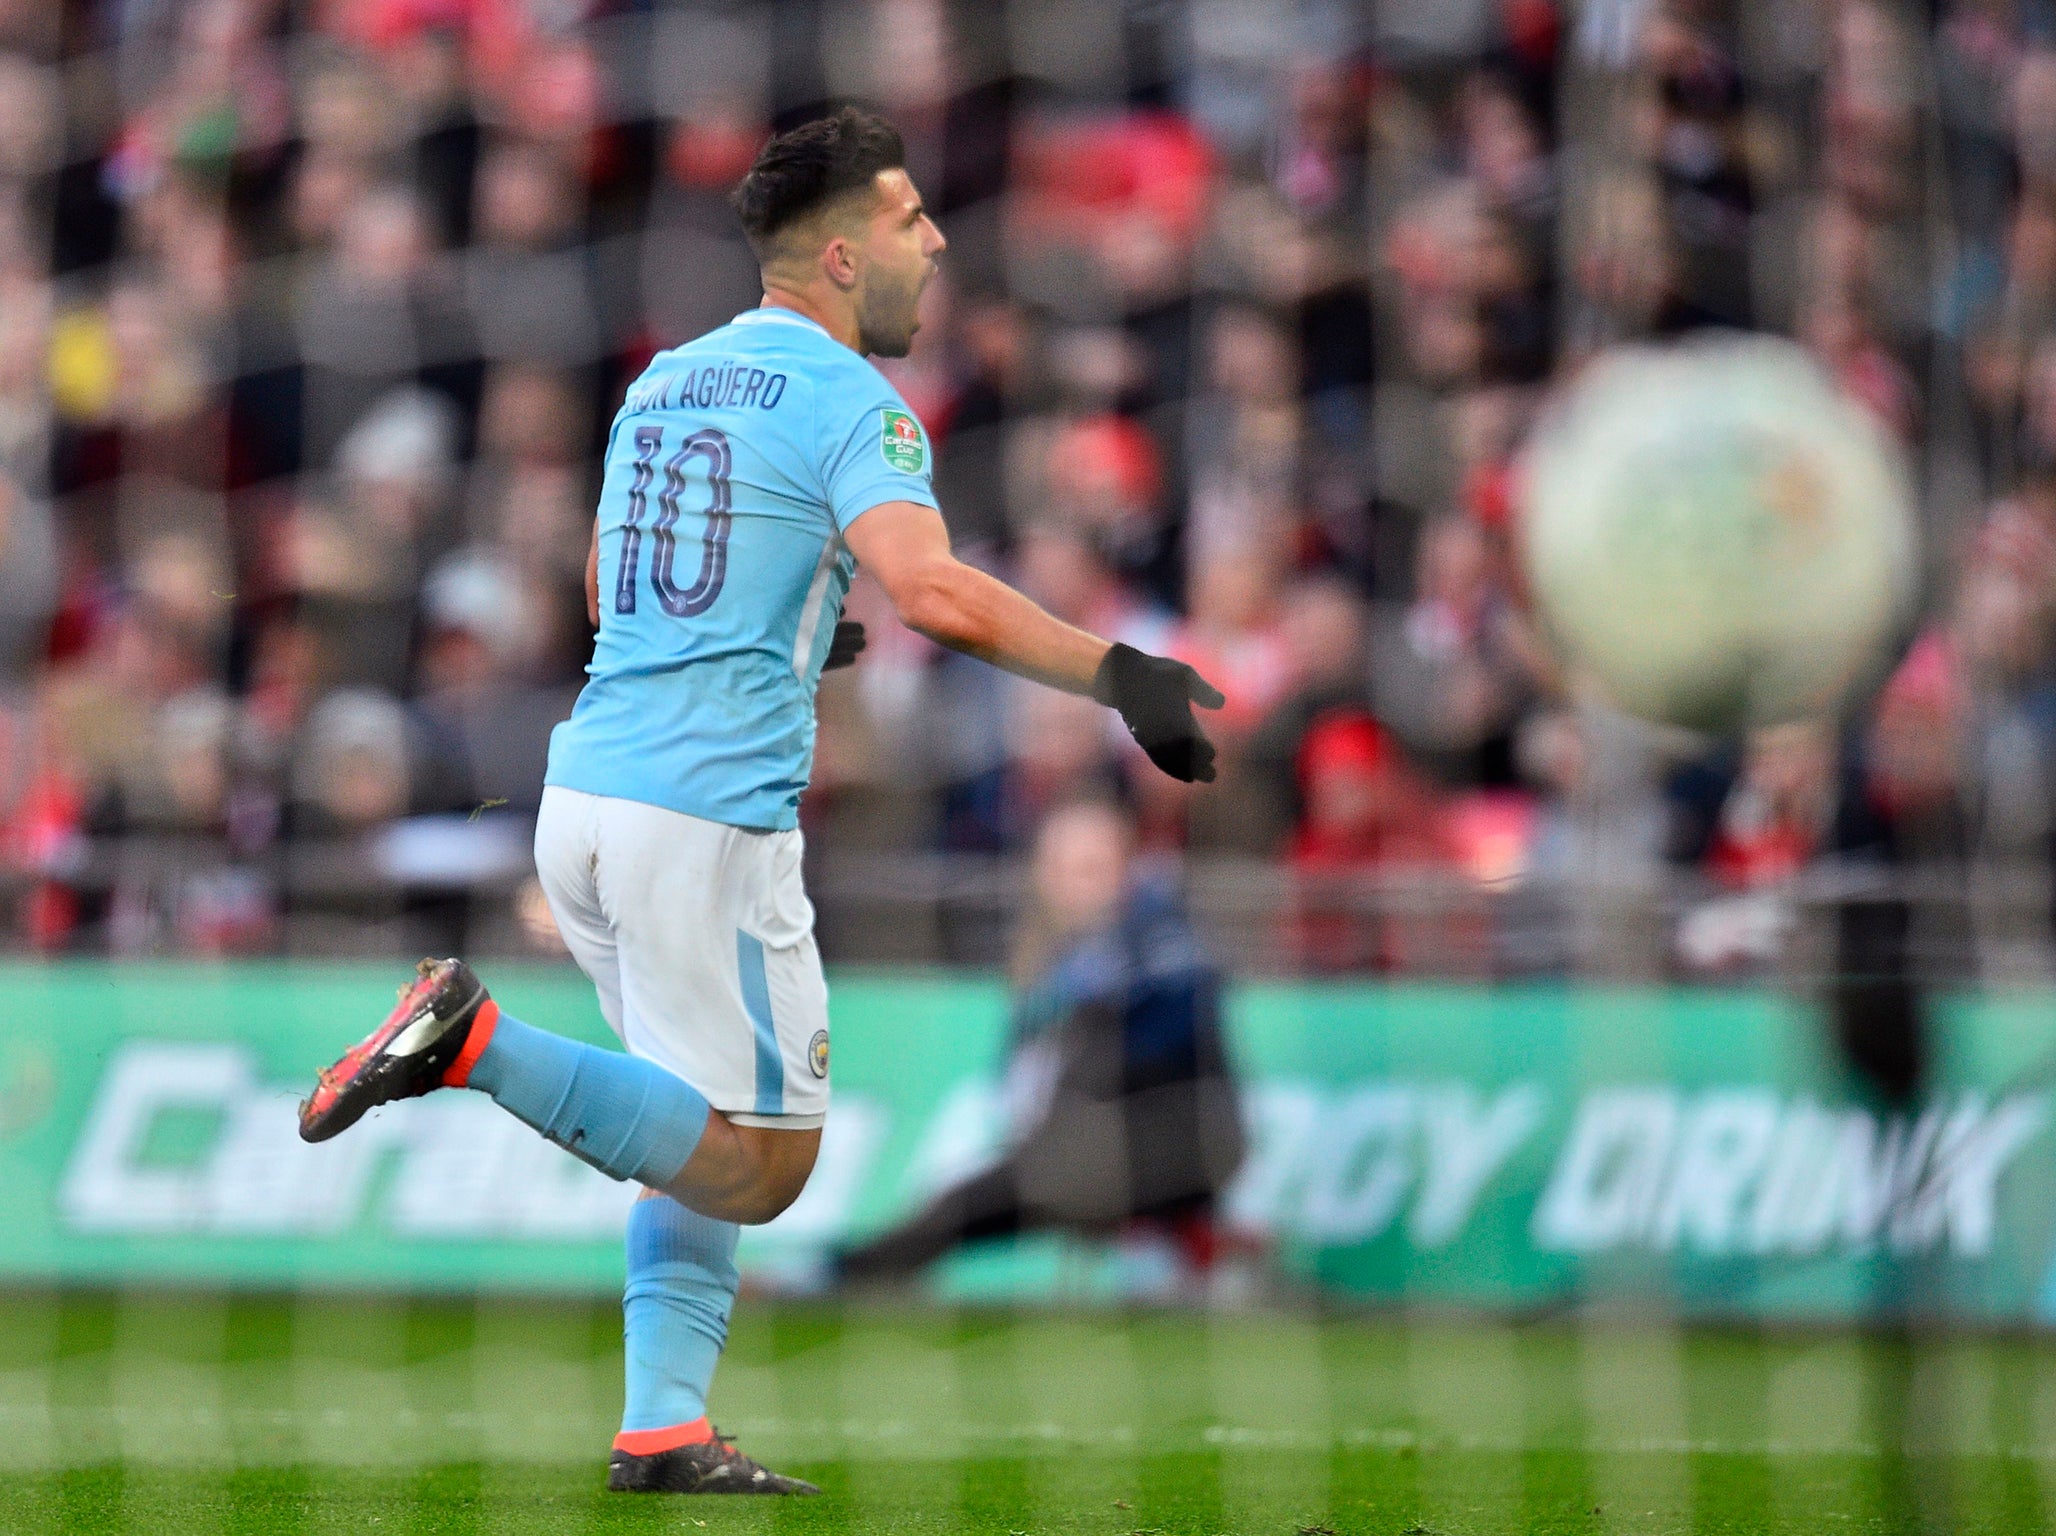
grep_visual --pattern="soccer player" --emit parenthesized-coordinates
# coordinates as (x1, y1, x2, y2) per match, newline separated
(833, 797, 1245, 1284)
(296, 108, 1223, 1497)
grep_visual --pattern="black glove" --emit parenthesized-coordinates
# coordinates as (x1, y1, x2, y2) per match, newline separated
(1092, 642, 1226, 783)
(823, 619, 866, 671)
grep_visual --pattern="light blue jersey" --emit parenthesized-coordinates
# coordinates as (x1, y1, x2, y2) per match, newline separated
(545, 308, 938, 830)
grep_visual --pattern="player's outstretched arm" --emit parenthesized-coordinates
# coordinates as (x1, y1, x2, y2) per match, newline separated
(844, 500, 1225, 782)
(846, 501, 1105, 691)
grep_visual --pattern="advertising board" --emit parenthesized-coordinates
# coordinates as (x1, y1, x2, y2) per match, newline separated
(3, 965, 2051, 1319)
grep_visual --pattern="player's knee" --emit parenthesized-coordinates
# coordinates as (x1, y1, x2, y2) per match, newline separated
(715, 1152, 813, 1224)
(736, 1131, 818, 1223)
(677, 1119, 819, 1224)
(728, 1169, 808, 1225)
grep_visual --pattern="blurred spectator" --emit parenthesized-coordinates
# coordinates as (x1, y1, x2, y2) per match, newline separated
(1370, 514, 1534, 785)
(1186, 303, 1302, 564)
(287, 385, 457, 690)
(291, 687, 414, 837)
(1703, 723, 1837, 892)
(1243, 575, 1378, 847)
(296, 183, 475, 471)
(0, 476, 55, 687)
(465, 140, 601, 371)
(1158, 540, 1294, 850)
(412, 551, 578, 816)
(1166, 542, 1293, 739)
(1669, 722, 1836, 974)
(1031, 413, 1176, 605)
(1634, 11, 1755, 330)
(932, 295, 1035, 548)
(1014, 520, 1170, 654)
(1284, 711, 1458, 973)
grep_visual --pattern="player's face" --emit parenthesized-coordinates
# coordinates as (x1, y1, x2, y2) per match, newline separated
(1031, 803, 1130, 933)
(852, 168, 944, 358)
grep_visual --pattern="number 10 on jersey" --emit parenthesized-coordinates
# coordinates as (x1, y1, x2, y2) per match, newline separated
(616, 425, 733, 617)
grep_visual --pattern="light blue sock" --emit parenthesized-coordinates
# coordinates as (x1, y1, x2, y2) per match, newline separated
(464, 1012, 710, 1187)
(622, 1194, 740, 1433)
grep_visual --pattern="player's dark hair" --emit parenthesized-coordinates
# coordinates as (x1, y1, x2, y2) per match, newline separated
(731, 108, 906, 259)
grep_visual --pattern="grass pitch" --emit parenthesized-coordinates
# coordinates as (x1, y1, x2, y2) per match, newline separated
(1, 1291, 2053, 1534)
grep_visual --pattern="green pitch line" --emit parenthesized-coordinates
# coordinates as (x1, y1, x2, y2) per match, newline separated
(1, 1291, 2054, 1533)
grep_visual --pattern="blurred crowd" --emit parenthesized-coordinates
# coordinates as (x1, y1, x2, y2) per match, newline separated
(3, 0, 2056, 975)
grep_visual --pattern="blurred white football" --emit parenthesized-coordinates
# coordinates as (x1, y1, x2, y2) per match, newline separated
(1518, 334, 1918, 733)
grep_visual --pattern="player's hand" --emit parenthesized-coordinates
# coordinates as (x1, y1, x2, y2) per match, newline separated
(1092, 642, 1226, 783)
(823, 620, 866, 671)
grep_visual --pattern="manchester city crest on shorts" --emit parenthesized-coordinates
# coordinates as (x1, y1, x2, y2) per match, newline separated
(881, 409, 925, 473)
(808, 1029, 830, 1078)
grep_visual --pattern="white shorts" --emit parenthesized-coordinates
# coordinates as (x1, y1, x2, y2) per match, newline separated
(533, 785, 829, 1128)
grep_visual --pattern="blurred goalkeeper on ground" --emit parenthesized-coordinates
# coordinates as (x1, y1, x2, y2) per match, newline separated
(835, 797, 1245, 1287)
(292, 107, 1224, 1497)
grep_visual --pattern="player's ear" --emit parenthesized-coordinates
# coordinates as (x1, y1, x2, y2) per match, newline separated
(822, 233, 859, 292)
